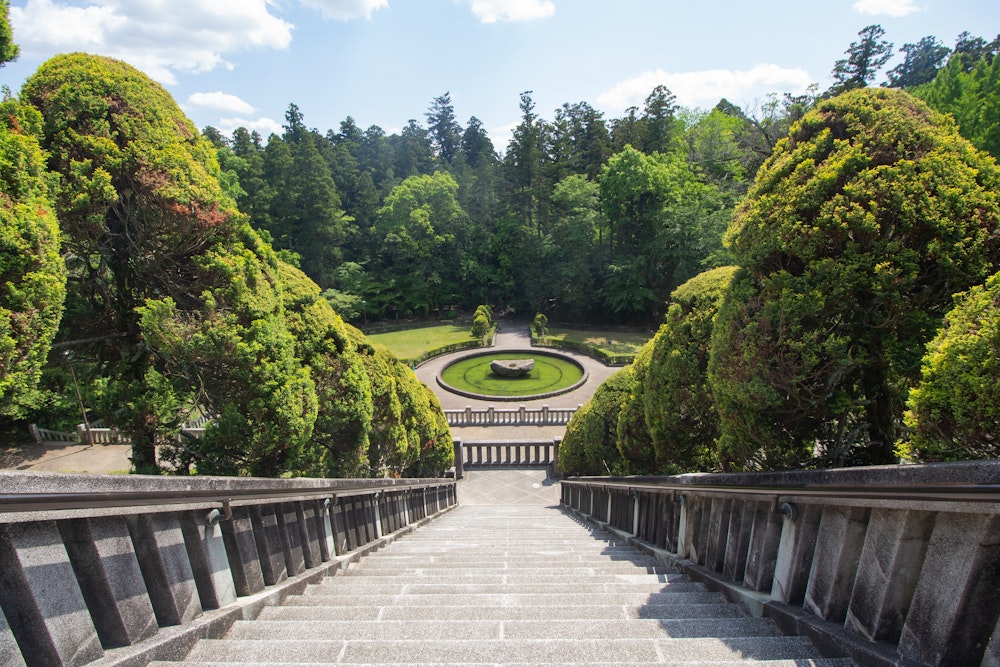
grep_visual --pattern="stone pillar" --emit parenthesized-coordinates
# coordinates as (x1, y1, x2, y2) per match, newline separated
(844, 508, 933, 643)
(58, 516, 158, 647)
(275, 503, 306, 576)
(0, 521, 104, 666)
(677, 496, 691, 559)
(295, 502, 322, 569)
(249, 504, 288, 586)
(743, 500, 783, 593)
(897, 513, 1000, 666)
(179, 510, 238, 611)
(704, 498, 733, 573)
(126, 512, 203, 627)
(220, 506, 266, 597)
(803, 506, 870, 623)
(453, 439, 464, 480)
(770, 504, 821, 605)
(723, 500, 755, 583)
(0, 605, 23, 667)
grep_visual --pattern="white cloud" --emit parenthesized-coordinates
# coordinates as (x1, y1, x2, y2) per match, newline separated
(489, 121, 518, 154)
(10, 0, 293, 85)
(852, 0, 922, 17)
(218, 116, 284, 138)
(298, 0, 388, 20)
(597, 64, 815, 112)
(464, 0, 555, 23)
(187, 92, 256, 115)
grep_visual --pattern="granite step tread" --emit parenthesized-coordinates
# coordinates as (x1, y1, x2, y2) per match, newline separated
(280, 591, 731, 607)
(257, 602, 750, 622)
(151, 661, 856, 667)
(173, 636, 829, 664)
(223, 617, 783, 640)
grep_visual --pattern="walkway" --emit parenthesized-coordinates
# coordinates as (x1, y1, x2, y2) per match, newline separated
(416, 323, 618, 442)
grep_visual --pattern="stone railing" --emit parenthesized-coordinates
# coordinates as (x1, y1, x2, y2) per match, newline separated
(0, 472, 456, 666)
(452, 438, 560, 479)
(444, 404, 579, 427)
(561, 462, 1000, 667)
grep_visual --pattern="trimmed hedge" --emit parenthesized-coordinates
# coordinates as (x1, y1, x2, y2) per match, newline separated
(532, 336, 634, 366)
(398, 326, 496, 366)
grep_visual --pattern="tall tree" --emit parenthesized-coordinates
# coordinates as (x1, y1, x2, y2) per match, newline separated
(391, 119, 433, 178)
(503, 91, 546, 231)
(709, 88, 1000, 469)
(885, 36, 950, 88)
(641, 85, 679, 154)
(425, 92, 462, 164)
(23, 54, 317, 473)
(827, 25, 894, 96)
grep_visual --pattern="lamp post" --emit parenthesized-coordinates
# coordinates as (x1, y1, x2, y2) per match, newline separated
(361, 299, 367, 326)
(64, 351, 92, 446)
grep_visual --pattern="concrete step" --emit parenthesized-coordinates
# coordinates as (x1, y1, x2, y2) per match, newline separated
(303, 580, 709, 596)
(151, 661, 857, 667)
(155, 505, 851, 665)
(279, 591, 731, 607)
(223, 617, 783, 641)
(164, 636, 831, 664)
(257, 602, 750, 622)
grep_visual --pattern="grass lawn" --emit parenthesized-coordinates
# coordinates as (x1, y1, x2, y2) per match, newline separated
(368, 324, 477, 360)
(542, 327, 653, 357)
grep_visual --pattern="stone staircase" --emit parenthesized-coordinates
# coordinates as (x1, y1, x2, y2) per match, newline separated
(150, 504, 854, 666)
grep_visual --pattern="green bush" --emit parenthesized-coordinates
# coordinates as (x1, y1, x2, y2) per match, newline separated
(903, 271, 1000, 461)
(644, 266, 737, 472)
(710, 88, 1000, 469)
(559, 367, 634, 476)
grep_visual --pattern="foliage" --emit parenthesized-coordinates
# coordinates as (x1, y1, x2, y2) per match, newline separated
(0, 0, 17, 67)
(532, 312, 548, 337)
(558, 367, 632, 476)
(273, 262, 374, 477)
(885, 36, 950, 88)
(827, 25, 894, 96)
(0, 100, 66, 419)
(710, 88, 1000, 470)
(361, 343, 452, 477)
(369, 171, 474, 317)
(644, 266, 737, 472)
(903, 271, 1000, 461)
(22, 53, 318, 473)
(613, 340, 656, 473)
(471, 304, 492, 339)
(914, 50, 1000, 160)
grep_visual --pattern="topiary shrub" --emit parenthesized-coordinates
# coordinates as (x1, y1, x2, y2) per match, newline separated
(903, 271, 1000, 461)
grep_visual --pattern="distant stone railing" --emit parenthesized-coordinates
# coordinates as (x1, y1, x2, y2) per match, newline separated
(561, 462, 1000, 667)
(452, 438, 560, 479)
(0, 473, 456, 666)
(444, 404, 579, 427)
(30, 418, 212, 445)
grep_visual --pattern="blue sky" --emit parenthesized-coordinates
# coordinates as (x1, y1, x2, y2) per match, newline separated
(2, 0, 998, 152)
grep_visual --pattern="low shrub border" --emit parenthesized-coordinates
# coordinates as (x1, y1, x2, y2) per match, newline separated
(532, 335, 634, 366)
(401, 326, 496, 367)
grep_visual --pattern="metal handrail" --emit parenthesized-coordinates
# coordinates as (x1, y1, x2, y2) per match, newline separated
(0, 480, 455, 514)
(561, 478, 1000, 505)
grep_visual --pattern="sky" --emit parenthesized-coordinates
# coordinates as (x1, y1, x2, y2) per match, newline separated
(1, 0, 998, 152)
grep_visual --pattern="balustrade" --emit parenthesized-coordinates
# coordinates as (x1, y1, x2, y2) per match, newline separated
(561, 462, 1000, 667)
(0, 473, 456, 666)
(444, 404, 580, 427)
